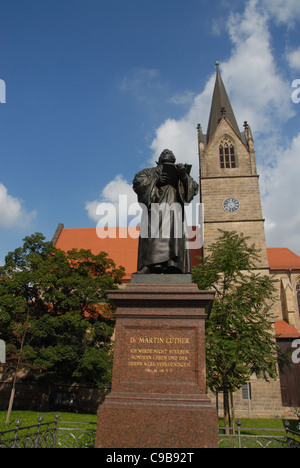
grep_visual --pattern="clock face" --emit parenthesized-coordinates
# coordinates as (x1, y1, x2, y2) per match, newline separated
(223, 197, 240, 213)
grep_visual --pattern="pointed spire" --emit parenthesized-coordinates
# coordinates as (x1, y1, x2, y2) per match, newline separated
(206, 62, 240, 144)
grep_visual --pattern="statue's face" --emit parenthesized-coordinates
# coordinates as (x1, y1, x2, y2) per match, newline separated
(159, 152, 175, 165)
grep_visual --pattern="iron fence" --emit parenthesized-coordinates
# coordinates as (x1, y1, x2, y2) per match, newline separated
(219, 420, 300, 448)
(0, 415, 299, 448)
(0, 414, 96, 448)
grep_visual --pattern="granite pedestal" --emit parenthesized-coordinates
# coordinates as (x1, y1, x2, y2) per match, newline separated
(95, 276, 218, 448)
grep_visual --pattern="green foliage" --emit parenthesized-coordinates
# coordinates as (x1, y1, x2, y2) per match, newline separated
(0, 232, 125, 388)
(192, 230, 279, 394)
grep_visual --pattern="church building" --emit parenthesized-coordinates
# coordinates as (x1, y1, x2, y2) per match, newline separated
(52, 65, 300, 418)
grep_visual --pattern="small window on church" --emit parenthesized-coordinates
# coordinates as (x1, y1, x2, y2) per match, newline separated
(219, 145, 225, 168)
(297, 281, 300, 316)
(219, 138, 236, 169)
(230, 145, 236, 168)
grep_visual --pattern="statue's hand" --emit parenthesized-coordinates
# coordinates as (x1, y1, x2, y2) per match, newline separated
(177, 164, 187, 180)
(157, 173, 169, 187)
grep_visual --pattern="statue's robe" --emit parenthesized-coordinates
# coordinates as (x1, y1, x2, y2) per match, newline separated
(133, 165, 198, 273)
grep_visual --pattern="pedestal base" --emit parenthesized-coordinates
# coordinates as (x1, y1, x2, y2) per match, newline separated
(96, 393, 218, 448)
(95, 282, 218, 448)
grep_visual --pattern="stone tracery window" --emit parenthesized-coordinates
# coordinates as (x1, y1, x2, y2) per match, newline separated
(219, 137, 236, 169)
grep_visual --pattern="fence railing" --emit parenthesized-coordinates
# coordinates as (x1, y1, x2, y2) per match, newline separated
(0, 414, 96, 449)
(0, 415, 299, 448)
(219, 420, 300, 448)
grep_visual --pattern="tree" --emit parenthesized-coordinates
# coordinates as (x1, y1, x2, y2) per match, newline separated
(0, 233, 125, 421)
(192, 230, 279, 427)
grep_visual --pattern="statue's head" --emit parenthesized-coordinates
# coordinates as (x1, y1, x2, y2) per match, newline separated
(157, 149, 176, 165)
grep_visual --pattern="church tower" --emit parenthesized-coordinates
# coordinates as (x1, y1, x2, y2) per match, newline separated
(198, 63, 269, 269)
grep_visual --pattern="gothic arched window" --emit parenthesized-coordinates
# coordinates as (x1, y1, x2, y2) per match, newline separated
(297, 280, 300, 316)
(219, 138, 236, 169)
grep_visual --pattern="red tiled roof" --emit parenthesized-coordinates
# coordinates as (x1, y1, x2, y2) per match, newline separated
(274, 320, 300, 339)
(55, 227, 139, 281)
(54, 228, 300, 276)
(54, 226, 202, 282)
(267, 248, 300, 271)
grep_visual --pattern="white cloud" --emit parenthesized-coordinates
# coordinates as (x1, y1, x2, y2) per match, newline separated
(260, 133, 300, 254)
(287, 47, 300, 70)
(149, 76, 215, 177)
(150, 118, 200, 178)
(85, 174, 137, 225)
(99, 174, 136, 206)
(262, 0, 300, 25)
(150, 0, 294, 167)
(0, 183, 36, 228)
(222, 0, 294, 134)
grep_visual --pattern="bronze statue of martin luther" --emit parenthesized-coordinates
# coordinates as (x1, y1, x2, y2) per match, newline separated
(132, 149, 198, 274)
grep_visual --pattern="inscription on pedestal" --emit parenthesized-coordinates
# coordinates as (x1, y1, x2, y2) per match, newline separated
(123, 329, 197, 383)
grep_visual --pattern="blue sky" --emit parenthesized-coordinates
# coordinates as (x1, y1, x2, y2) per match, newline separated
(1, 0, 300, 262)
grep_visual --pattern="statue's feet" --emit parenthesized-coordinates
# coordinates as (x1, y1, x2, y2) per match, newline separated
(150, 264, 164, 273)
(136, 266, 150, 274)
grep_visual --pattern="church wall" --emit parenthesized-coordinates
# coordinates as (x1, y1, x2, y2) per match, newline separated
(291, 272, 300, 331)
(201, 177, 263, 223)
(270, 271, 300, 330)
(202, 220, 269, 269)
(201, 119, 255, 178)
(207, 377, 296, 419)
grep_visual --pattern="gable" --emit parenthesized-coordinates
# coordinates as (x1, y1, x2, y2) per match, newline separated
(201, 119, 254, 178)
